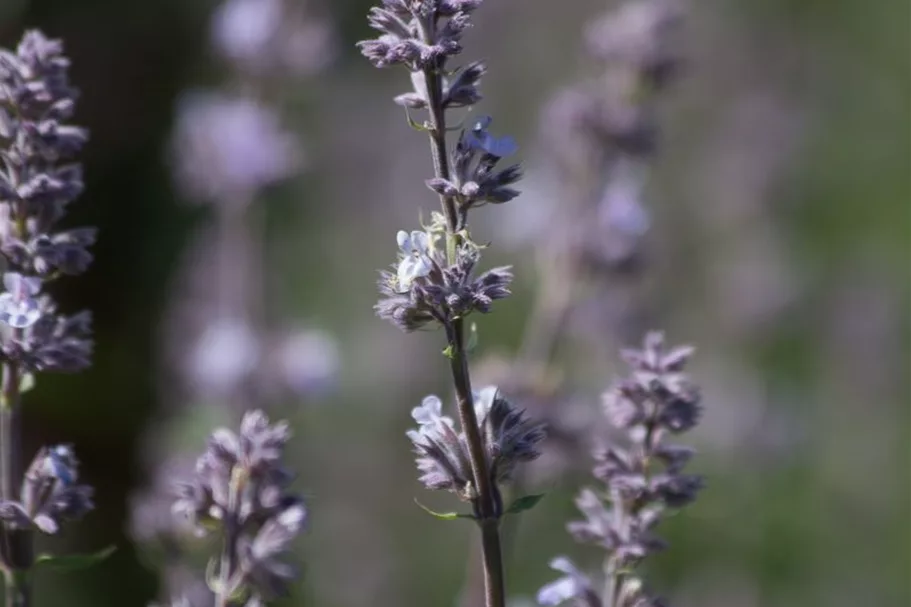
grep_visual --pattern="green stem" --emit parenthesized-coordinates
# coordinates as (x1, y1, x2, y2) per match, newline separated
(1, 361, 31, 607)
(215, 468, 244, 607)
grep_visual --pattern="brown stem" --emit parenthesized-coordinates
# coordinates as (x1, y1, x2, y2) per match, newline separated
(446, 321, 505, 607)
(417, 19, 506, 602)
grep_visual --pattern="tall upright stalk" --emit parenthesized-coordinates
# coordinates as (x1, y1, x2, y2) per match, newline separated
(0, 29, 97, 605)
(360, 4, 545, 607)
(420, 52, 506, 606)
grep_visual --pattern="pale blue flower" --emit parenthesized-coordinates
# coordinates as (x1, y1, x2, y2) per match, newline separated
(396, 230, 434, 292)
(468, 116, 518, 158)
(0, 272, 42, 328)
(409, 395, 456, 435)
(537, 557, 594, 606)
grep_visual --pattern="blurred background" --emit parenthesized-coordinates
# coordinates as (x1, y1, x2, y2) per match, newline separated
(0, 0, 908, 605)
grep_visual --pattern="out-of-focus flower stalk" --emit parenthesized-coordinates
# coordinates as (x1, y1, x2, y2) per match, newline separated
(131, 1, 337, 604)
(537, 333, 703, 607)
(0, 30, 96, 606)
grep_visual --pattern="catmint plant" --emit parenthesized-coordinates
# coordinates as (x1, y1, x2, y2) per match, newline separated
(537, 332, 703, 607)
(131, 1, 335, 605)
(358, 2, 544, 606)
(173, 410, 305, 607)
(0, 30, 97, 605)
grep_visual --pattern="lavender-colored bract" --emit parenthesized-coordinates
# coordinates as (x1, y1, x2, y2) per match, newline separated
(537, 333, 703, 607)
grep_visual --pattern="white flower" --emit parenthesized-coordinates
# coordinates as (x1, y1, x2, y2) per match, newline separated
(395, 230, 434, 292)
(0, 272, 42, 328)
(536, 557, 593, 606)
(410, 395, 455, 434)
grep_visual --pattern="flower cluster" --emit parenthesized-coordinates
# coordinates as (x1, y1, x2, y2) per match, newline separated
(0, 30, 94, 371)
(536, 0, 682, 274)
(375, 218, 513, 332)
(0, 444, 93, 535)
(407, 386, 546, 515)
(357, 0, 482, 70)
(428, 117, 522, 212)
(173, 410, 306, 602)
(538, 332, 703, 607)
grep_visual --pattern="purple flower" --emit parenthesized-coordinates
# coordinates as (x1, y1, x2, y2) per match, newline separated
(170, 92, 302, 204)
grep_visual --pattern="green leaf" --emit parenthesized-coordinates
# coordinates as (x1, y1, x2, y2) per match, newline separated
(34, 545, 116, 572)
(505, 493, 546, 515)
(403, 108, 430, 132)
(414, 498, 474, 521)
(442, 344, 455, 359)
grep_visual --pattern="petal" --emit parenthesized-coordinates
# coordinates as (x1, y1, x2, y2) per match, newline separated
(549, 556, 582, 576)
(33, 513, 59, 534)
(412, 395, 442, 425)
(412, 254, 433, 278)
(0, 297, 41, 328)
(473, 386, 498, 419)
(396, 230, 411, 252)
(397, 257, 420, 289)
(22, 275, 42, 296)
(405, 429, 425, 444)
(487, 135, 518, 158)
(536, 576, 577, 606)
(421, 395, 443, 420)
(409, 230, 430, 253)
(2, 272, 19, 293)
